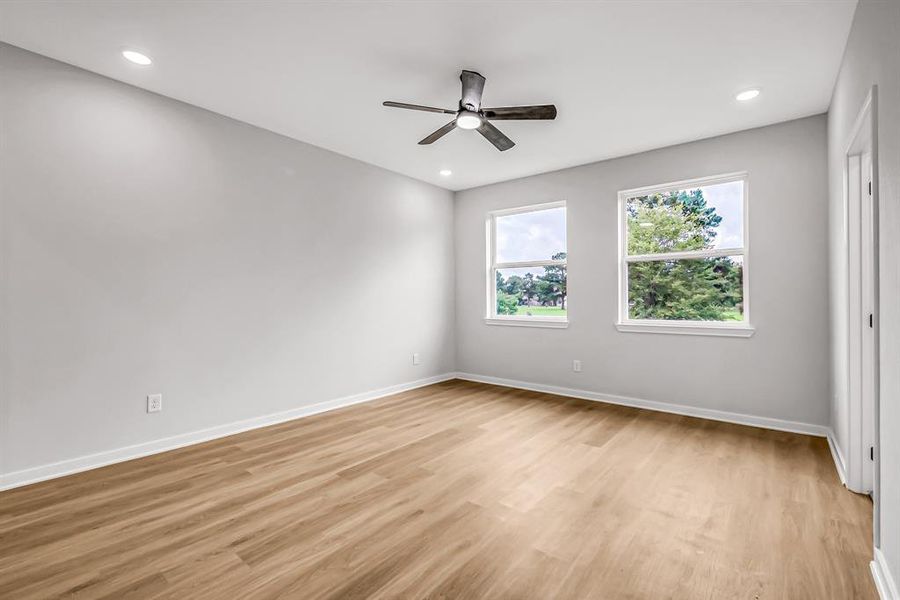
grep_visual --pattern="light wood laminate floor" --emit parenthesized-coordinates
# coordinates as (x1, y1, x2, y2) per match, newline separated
(0, 380, 876, 599)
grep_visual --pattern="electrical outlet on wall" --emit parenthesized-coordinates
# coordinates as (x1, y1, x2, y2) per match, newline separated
(573, 360, 582, 373)
(412, 353, 421, 366)
(147, 393, 162, 413)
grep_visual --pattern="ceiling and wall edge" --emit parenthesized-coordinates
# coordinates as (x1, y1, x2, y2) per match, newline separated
(1, 40, 836, 197)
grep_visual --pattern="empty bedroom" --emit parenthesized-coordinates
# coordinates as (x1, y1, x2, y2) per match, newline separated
(0, 1, 898, 598)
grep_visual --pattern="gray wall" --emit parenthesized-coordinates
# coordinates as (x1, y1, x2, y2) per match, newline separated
(0, 44, 456, 476)
(827, 0, 900, 584)
(455, 116, 830, 426)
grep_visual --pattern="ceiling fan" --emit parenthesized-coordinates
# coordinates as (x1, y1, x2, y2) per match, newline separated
(383, 70, 557, 152)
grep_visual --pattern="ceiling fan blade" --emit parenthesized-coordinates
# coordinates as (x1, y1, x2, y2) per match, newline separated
(418, 120, 458, 145)
(477, 121, 515, 151)
(383, 101, 456, 115)
(460, 70, 486, 111)
(482, 105, 557, 120)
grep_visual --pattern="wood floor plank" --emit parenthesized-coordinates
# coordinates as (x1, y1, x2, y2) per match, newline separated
(0, 379, 876, 599)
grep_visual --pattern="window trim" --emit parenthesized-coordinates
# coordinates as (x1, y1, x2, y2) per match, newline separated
(486, 201, 568, 328)
(616, 172, 754, 337)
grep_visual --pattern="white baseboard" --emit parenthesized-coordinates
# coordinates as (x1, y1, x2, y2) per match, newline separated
(0, 371, 835, 491)
(827, 429, 848, 485)
(0, 373, 456, 491)
(872, 547, 899, 600)
(454, 372, 829, 437)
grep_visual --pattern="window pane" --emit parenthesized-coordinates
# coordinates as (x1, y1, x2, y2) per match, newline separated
(496, 266, 567, 317)
(626, 180, 743, 255)
(627, 256, 743, 321)
(496, 207, 566, 263)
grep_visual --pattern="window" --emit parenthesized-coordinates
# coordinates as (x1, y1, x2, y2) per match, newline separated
(617, 173, 753, 337)
(487, 202, 567, 327)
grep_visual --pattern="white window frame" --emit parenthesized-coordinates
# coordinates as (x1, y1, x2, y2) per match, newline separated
(485, 201, 568, 328)
(616, 172, 754, 337)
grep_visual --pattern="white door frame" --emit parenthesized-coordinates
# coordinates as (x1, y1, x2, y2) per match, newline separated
(843, 85, 879, 536)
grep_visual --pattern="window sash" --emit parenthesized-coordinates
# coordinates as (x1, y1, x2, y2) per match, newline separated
(493, 259, 566, 269)
(490, 262, 568, 319)
(625, 247, 743, 263)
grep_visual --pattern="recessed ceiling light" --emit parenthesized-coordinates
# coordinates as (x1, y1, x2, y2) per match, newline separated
(122, 50, 152, 66)
(736, 89, 760, 102)
(439, 169, 452, 176)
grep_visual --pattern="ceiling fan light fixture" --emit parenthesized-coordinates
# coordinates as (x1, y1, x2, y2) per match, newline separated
(383, 70, 554, 151)
(455, 112, 482, 130)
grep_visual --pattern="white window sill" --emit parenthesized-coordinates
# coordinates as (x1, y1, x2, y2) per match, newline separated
(615, 321, 755, 338)
(485, 317, 569, 329)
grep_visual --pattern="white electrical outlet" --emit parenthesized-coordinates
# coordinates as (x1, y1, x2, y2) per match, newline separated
(147, 393, 162, 413)
(573, 360, 582, 373)
(412, 353, 421, 366)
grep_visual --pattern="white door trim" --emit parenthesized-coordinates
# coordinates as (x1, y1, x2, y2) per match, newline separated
(843, 85, 880, 543)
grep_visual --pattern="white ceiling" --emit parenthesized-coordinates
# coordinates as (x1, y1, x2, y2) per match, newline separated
(0, 1, 857, 191)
